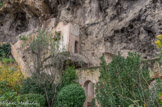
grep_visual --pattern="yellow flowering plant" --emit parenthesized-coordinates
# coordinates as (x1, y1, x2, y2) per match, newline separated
(155, 35, 162, 48)
(157, 35, 162, 40)
(0, 59, 24, 93)
(155, 35, 162, 60)
(155, 35, 162, 105)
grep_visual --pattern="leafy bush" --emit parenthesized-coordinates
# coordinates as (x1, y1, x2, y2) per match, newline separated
(0, 93, 45, 107)
(0, 80, 11, 94)
(15, 94, 45, 107)
(57, 83, 85, 107)
(19, 35, 28, 41)
(0, 0, 3, 8)
(0, 92, 18, 107)
(20, 72, 56, 106)
(0, 92, 45, 107)
(0, 60, 24, 93)
(61, 64, 78, 88)
(159, 92, 162, 105)
(0, 81, 17, 105)
(96, 53, 160, 107)
(0, 82, 18, 107)
(155, 78, 162, 105)
(0, 44, 11, 59)
(0, 91, 17, 102)
(20, 63, 79, 106)
(1, 58, 15, 63)
(20, 73, 44, 95)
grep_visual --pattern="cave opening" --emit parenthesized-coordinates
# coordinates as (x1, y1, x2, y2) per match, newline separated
(9, 11, 28, 35)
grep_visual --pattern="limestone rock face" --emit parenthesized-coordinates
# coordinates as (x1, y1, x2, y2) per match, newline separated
(1, 0, 162, 67)
(0, 0, 50, 43)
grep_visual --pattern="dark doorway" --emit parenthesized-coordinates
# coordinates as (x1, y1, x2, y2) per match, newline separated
(74, 41, 79, 53)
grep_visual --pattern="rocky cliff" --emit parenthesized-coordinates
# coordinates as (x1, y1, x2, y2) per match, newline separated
(0, 0, 161, 67)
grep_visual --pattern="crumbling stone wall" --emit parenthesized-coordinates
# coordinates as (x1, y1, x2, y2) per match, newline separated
(76, 67, 100, 107)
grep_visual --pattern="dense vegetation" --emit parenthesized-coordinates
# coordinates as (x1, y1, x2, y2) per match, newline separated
(0, 47, 44, 107)
(20, 72, 55, 106)
(155, 35, 162, 105)
(0, 60, 23, 93)
(0, 44, 11, 59)
(27, 30, 85, 107)
(0, 31, 161, 107)
(0, 30, 86, 107)
(57, 83, 85, 107)
(94, 35, 162, 107)
(96, 53, 161, 107)
(19, 63, 84, 107)
(61, 64, 78, 88)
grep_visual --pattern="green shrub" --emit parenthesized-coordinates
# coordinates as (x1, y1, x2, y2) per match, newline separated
(1, 58, 15, 64)
(20, 73, 56, 106)
(0, 44, 11, 59)
(155, 78, 162, 105)
(20, 75, 44, 95)
(96, 52, 160, 107)
(0, 93, 45, 107)
(0, 81, 18, 107)
(0, 92, 17, 102)
(0, 1, 3, 8)
(19, 35, 28, 41)
(57, 83, 85, 107)
(15, 94, 45, 107)
(159, 92, 162, 105)
(61, 64, 78, 88)
(0, 80, 11, 94)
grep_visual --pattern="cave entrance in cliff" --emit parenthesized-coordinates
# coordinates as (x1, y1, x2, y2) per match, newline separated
(74, 41, 79, 53)
(84, 80, 94, 107)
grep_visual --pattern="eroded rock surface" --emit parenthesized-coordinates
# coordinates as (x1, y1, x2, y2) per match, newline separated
(1, 0, 162, 68)
(0, 0, 50, 43)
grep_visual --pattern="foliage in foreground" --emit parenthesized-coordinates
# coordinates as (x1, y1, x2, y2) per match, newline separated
(20, 72, 55, 106)
(0, 93, 45, 107)
(15, 94, 45, 107)
(0, 58, 45, 107)
(20, 63, 79, 107)
(57, 83, 85, 107)
(96, 53, 161, 107)
(0, 59, 24, 93)
(0, 76, 46, 107)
